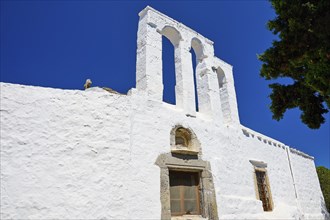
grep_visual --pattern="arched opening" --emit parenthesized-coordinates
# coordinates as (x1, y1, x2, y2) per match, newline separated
(191, 38, 204, 62)
(161, 26, 182, 105)
(175, 127, 192, 147)
(190, 48, 199, 112)
(191, 38, 204, 112)
(161, 26, 181, 47)
(216, 67, 230, 121)
(216, 67, 226, 89)
(170, 125, 201, 155)
(162, 36, 176, 105)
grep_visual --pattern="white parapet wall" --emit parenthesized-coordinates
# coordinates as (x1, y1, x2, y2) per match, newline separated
(0, 5, 328, 220)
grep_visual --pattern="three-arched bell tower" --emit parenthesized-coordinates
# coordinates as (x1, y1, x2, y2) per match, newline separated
(136, 6, 240, 124)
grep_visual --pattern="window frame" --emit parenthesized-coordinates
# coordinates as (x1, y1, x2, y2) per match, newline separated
(253, 167, 273, 212)
(170, 126, 201, 155)
(169, 170, 201, 216)
(156, 153, 219, 219)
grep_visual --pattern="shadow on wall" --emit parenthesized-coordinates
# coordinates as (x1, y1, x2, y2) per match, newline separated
(321, 196, 330, 218)
(171, 153, 198, 160)
(241, 128, 287, 150)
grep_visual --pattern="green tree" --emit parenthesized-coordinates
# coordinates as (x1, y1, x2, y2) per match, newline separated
(316, 166, 330, 211)
(259, 0, 330, 129)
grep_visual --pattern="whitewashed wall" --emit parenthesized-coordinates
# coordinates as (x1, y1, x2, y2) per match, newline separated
(1, 82, 327, 219)
(0, 84, 133, 219)
(289, 150, 328, 219)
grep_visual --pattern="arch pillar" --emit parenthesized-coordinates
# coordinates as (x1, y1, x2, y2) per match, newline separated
(136, 11, 163, 100)
(213, 60, 240, 124)
(223, 66, 240, 124)
(196, 59, 223, 122)
(174, 41, 196, 116)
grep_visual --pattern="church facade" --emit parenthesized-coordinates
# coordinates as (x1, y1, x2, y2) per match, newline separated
(0, 6, 328, 220)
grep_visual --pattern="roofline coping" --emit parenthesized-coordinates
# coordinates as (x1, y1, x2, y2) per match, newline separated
(241, 125, 314, 160)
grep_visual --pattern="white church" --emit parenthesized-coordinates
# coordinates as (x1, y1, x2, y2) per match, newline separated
(1, 6, 328, 220)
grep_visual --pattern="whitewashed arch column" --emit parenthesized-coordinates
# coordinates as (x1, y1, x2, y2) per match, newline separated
(195, 57, 223, 122)
(213, 58, 240, 124)
(136, 9, 163, 100)
(174, 36, 196, 116)
(136, 7, 239, 124)
(136, 7, 197, 116)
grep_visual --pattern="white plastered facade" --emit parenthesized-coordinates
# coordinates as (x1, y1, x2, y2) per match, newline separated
(0, 6, 328, 220)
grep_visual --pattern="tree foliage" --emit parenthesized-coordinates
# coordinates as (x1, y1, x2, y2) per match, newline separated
(316, 166, 330, 211)
(259, 0, 330, 129)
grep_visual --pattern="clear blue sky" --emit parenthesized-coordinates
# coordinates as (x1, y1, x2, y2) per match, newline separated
(1, 1, 329, 168)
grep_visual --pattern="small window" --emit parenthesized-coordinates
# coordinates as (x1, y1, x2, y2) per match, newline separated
(175, 127, 191, 147)
(169, 170, 201, 216)
(171, 125, 200, 155)
(255, 169, 273, 211)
